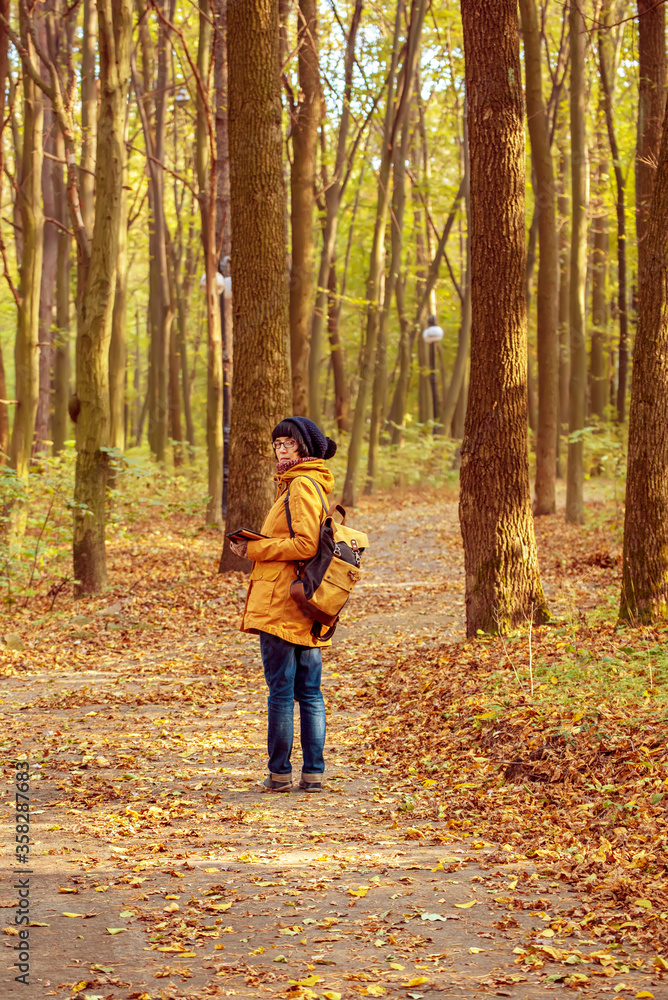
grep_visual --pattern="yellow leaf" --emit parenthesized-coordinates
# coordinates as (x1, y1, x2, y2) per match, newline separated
(406, 977, 430, 987)
(288, 975, 322, 987)
(469, 947, 484, 954)
(322, 993, 342, 1000)
(71, 982, 89, 994)
(389, 962, 405, 970)
(349, 886, 370, 897)
(163, 902, 180, 913)
(454, 900, 476, 909)
(250, 946, 264, 955)
(62, 912, 85, 918)
(634, 899, 653, 910)
(362, 987, 386, 998)
(653, 956, 668, 971)
(636, 993, 654, 998)
(58, 887, 78, 894)
(475, 712, 497, 720)
(422, 779, 436, 787)
(106, 928, 126, 935)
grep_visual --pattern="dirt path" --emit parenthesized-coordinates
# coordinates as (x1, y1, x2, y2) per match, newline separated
(0, 486, 661, 1000)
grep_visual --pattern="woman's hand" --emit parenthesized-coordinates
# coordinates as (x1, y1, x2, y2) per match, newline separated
(229, 539, 249, 559)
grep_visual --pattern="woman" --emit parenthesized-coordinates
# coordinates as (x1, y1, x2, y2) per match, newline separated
(229, 416, 337, 793)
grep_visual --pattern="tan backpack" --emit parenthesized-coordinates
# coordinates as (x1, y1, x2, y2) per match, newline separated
(282, 476, 369, 641)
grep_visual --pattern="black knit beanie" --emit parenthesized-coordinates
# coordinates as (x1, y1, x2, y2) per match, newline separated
(277, 416, 337, 460)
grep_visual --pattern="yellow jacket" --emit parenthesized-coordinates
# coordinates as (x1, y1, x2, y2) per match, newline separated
(240, 460, 335, 647)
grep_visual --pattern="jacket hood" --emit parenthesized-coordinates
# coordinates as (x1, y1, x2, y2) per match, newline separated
(274, 459, 335, 494)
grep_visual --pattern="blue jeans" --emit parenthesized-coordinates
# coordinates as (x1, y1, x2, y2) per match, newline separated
(259, 632, 326, 776)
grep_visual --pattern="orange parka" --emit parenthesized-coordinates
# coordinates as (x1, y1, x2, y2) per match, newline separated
(240, 460, 335, 647)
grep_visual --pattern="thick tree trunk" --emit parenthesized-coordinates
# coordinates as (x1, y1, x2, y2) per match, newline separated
(219, 0, 291, 571)
(459, 0, 548, 637)
(620, 94, 668, 623)
(598, 10, 628, 423)
(636, 0, 666, 279)
(342, 0, 426, 506)
(73, 0, 131, 596)
(289, 0, 320, 416)
(520, 0, 559, 516)
(11, 7, 44, 487)
(566, 0, 587, 525)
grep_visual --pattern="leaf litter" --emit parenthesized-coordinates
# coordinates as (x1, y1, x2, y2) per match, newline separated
(0, 483, 665, 998)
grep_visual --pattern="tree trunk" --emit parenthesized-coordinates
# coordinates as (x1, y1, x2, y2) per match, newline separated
(195, 0, 224, 524)
(109, 135, 128, 453)
(34, 89, 57, 455)
(327, 261, 350, 433)
(289, 0, 320, 416)
(590, 156, 608, 419)
(557, 141, 570, 476)
(11, 6, 44, 488)
(80, 0, 97, 240)
(219, 0, 291, 572)
(73, 0, 132, 596)
(309, 0, 362, 426)
(214, 0, 232, 505)
(520, 0, 559, 516)
(636, 0, 666, 280)
(366, 106, 411, 493)
(342, 0, 427, 506)
(598, 9, 628, 423)
(620, 91, 668, 623)
(566, 0, 587, 525)
(459, 0, 548, 637)
(52, 119, 71, 456)
(0, 0, 9, 461)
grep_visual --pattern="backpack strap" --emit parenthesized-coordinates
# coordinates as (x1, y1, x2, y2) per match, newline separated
(282, 475, 329, 539)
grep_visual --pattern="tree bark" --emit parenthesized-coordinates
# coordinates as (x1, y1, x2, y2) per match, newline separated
(73, 0, 131, 596)
(598, 8, 628, 423)
(11, 5, 44, 488)
(620, 87, 668, 623)
(219, 0, 291, 572)
(519, 0, 559, 516)
(80, 0, 97, 240)
(459, 0, 548, 637)
(342, 0, 427, 505)
(289, 0, 320, 416)
(636, 0, 666, 280)
(34, 77, 57, 455)
(214, 0, 232, 503)
(326, 260, 350, 433)
(109, 175, 128, 453)
(566, 0, 587, 525)
(52, 107, 71, 455)
(0, 0, 9, 461)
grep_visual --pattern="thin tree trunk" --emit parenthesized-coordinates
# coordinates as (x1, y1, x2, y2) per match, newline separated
(566, 0, 587, 525)
(520, 0, 559, 515)
(219, 0, 291, 571)
(557, 141, 570, 477)
(34, 84, 57, 455)
(366, 104, 411, 493)
(327, 261, 350, 432)
(11, 5, 44, 490)
(0, 0, 9, 460)
(636, 0, 666, 280)
(289, 0, 320, 416)
(620, 89, 668, 623)
(309, 0, 362, 426)
(73, 0, 132, 595)
(214, 0, 232, 505)
(459, 0, 548, 637)
(52, 121, 71, 456)
(109, 121, 128, 453)
(342, 0, 427, 506)
(80, 0, 97, 240)
(598, 7, 628, 423)
(525, 206, 538, 433)
(591, 155, 608, 419)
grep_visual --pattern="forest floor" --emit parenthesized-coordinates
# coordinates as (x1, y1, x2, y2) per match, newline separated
(0, 479, 667, 1000)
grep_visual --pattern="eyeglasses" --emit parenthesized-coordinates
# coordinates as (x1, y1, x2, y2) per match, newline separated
(273, 438, 298, 453)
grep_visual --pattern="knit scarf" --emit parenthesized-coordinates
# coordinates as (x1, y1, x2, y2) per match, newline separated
(276, 456, 318, 474)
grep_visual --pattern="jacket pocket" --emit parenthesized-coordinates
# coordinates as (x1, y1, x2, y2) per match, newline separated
(250, 561, 283, 583)
(247, 561, 284, 618)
